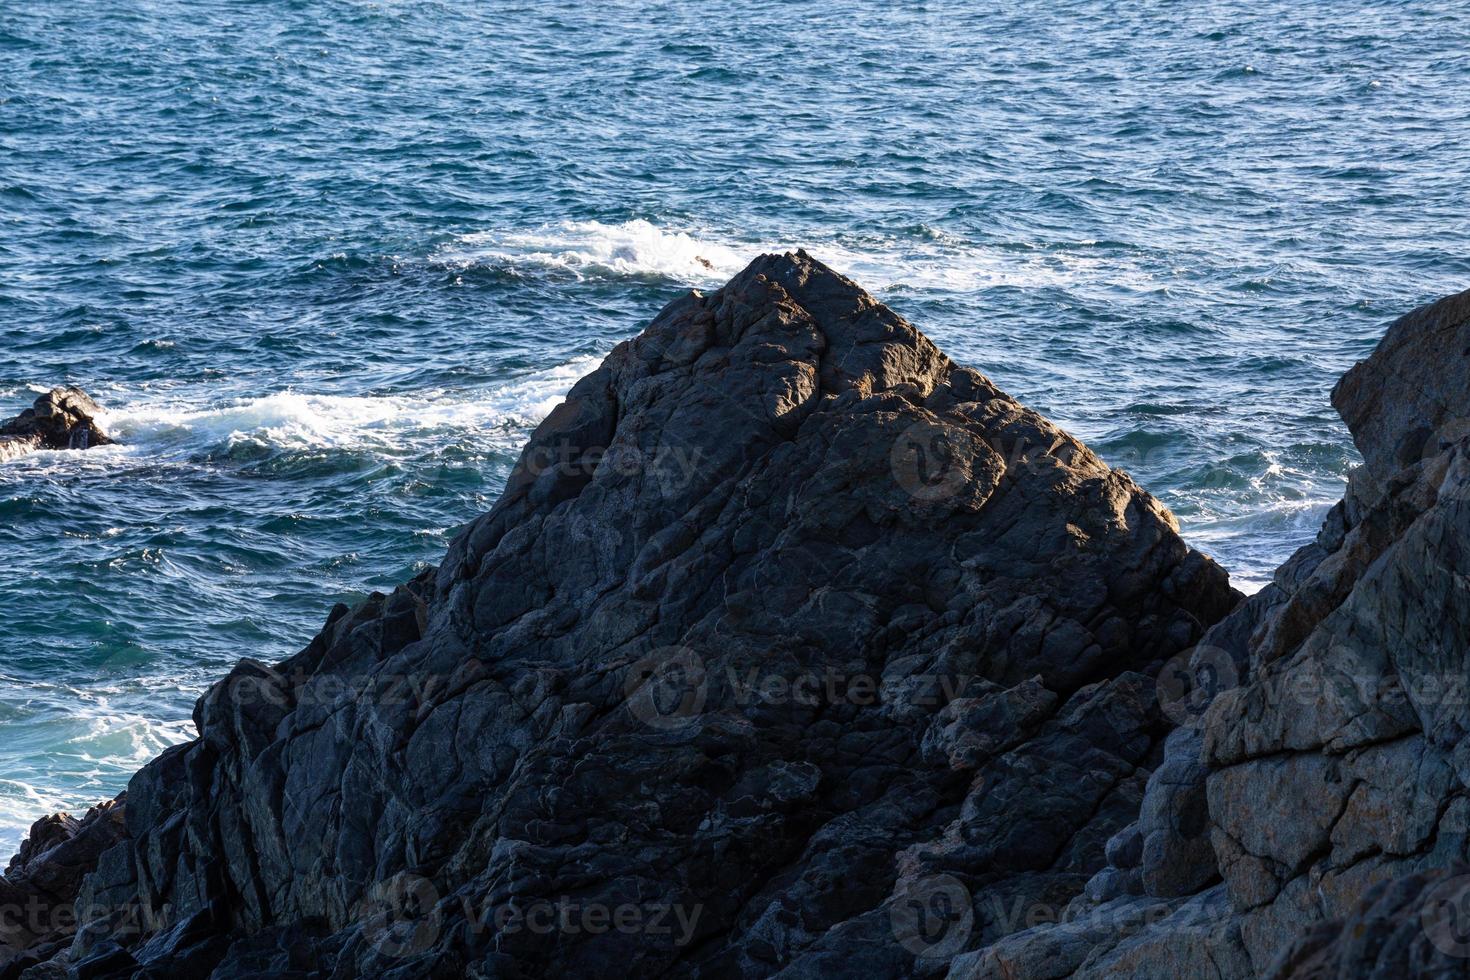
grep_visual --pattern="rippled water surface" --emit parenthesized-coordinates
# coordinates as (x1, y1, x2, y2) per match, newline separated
(2, 0, 1469, 850)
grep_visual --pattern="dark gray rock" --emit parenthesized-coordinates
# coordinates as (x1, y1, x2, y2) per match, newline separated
(6, 253, 1237, 978)
(1136, 727, 1216, 899)
(0, 799, 126, 979)
(1194, 287, 1470, 973)
(0, 387, 111, 462)
(1332, 287, 1470, 482)
(1266, 866, 1470, 979)
(939, 285, 1470, 978)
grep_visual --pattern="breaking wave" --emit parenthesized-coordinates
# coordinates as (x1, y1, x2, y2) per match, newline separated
(95, 356, 604, 456)
(434, 219, 1156, 293)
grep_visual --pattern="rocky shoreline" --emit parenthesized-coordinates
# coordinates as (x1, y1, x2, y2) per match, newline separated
(2, 252, 1468, 978)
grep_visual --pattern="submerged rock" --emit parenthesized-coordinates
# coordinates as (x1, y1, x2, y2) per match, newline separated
(0, 252, 1239, 978)
(0, 387, 112, 462)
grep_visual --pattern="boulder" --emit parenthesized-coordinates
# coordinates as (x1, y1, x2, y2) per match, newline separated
(1332, 288, 1470, 483)
(0, 387, 112, 462)
(1199, 287, 1470, 974)
(7, 252, 1237, 978)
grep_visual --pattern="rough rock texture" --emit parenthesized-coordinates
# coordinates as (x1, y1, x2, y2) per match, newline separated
(0, 253, 1239, 978)
(0, 801, 127, 977)
(1332, 287, 1470, 483)
(972, 286, 1470, 978)
(0, 387, 111, 462)
(1267, 866, 1470, 979)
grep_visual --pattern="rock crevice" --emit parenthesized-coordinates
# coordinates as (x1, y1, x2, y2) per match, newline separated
(969, 285, 1470, 979)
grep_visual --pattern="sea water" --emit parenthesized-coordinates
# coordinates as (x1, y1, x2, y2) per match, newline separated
(2, 0, 1469, 851)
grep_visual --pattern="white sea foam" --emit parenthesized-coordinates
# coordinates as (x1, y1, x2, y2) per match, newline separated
(0, 780, 71, 855)
(818, 243, 1155, 294)
(438, 219, 749, 284)
(65, 710, 198, 769)
(95, 356, 603, 454)
(436, 219, 1155, 293)
(1183, 496, 1339, 596)
(0, 707, 196, 855)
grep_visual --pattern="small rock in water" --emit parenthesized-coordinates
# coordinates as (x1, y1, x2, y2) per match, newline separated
(0, 386, 112, 461)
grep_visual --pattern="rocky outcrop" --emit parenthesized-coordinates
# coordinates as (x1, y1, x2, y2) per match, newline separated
(18, 260, 1468, 980)
(0, 387, 111, 462)
(964, 286, 1470, 978)
(0, 801, 126, 977)
(0, 252, 1240, 978)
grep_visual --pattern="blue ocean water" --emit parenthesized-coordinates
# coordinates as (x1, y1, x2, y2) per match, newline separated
(1, 0, 1468, 852)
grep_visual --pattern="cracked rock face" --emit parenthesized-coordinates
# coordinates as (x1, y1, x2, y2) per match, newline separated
(1198, 287, 1470, 976)
(1268, 866, 1470, 978)
(969, 285, 1470, 979)
(0, 387, 112, 462)
(1, 252, 1238, 979)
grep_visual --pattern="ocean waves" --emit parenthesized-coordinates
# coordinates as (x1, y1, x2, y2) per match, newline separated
(436, 220, 749, 285)
(0, 677, 197, 854)
(0, 355, 607, 851)
(3, 356, 603, 469)
(4, 0, 1470, 858)
(433, 219, 1161, 296)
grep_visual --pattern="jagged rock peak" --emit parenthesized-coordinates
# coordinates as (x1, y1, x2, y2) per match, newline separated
(2, 253, 1239, 979)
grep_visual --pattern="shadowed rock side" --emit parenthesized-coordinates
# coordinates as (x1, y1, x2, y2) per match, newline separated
(0, 803, 127, 977)
(961, 286, 1470, 980)
(0, 252, 1238, 979)
(0, 387, 111, 462)
(1268, 867, 1470, 979)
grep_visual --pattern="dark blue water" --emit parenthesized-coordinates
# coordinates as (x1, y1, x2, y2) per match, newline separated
(2, 0, 1468, 850)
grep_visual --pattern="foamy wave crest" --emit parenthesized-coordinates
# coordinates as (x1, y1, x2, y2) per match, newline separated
(438, 219, 1154, 294)
(100, 356, 603, 454)
(0, 779, 71, 855)
(1178, 496, 1340, 596)
(66, 710, 199, 770)
(437, 219, 749, 284)
(0, 708, 196, 855)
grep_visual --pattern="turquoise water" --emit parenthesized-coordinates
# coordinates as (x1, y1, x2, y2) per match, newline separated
(2, 0, 1469, 852)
